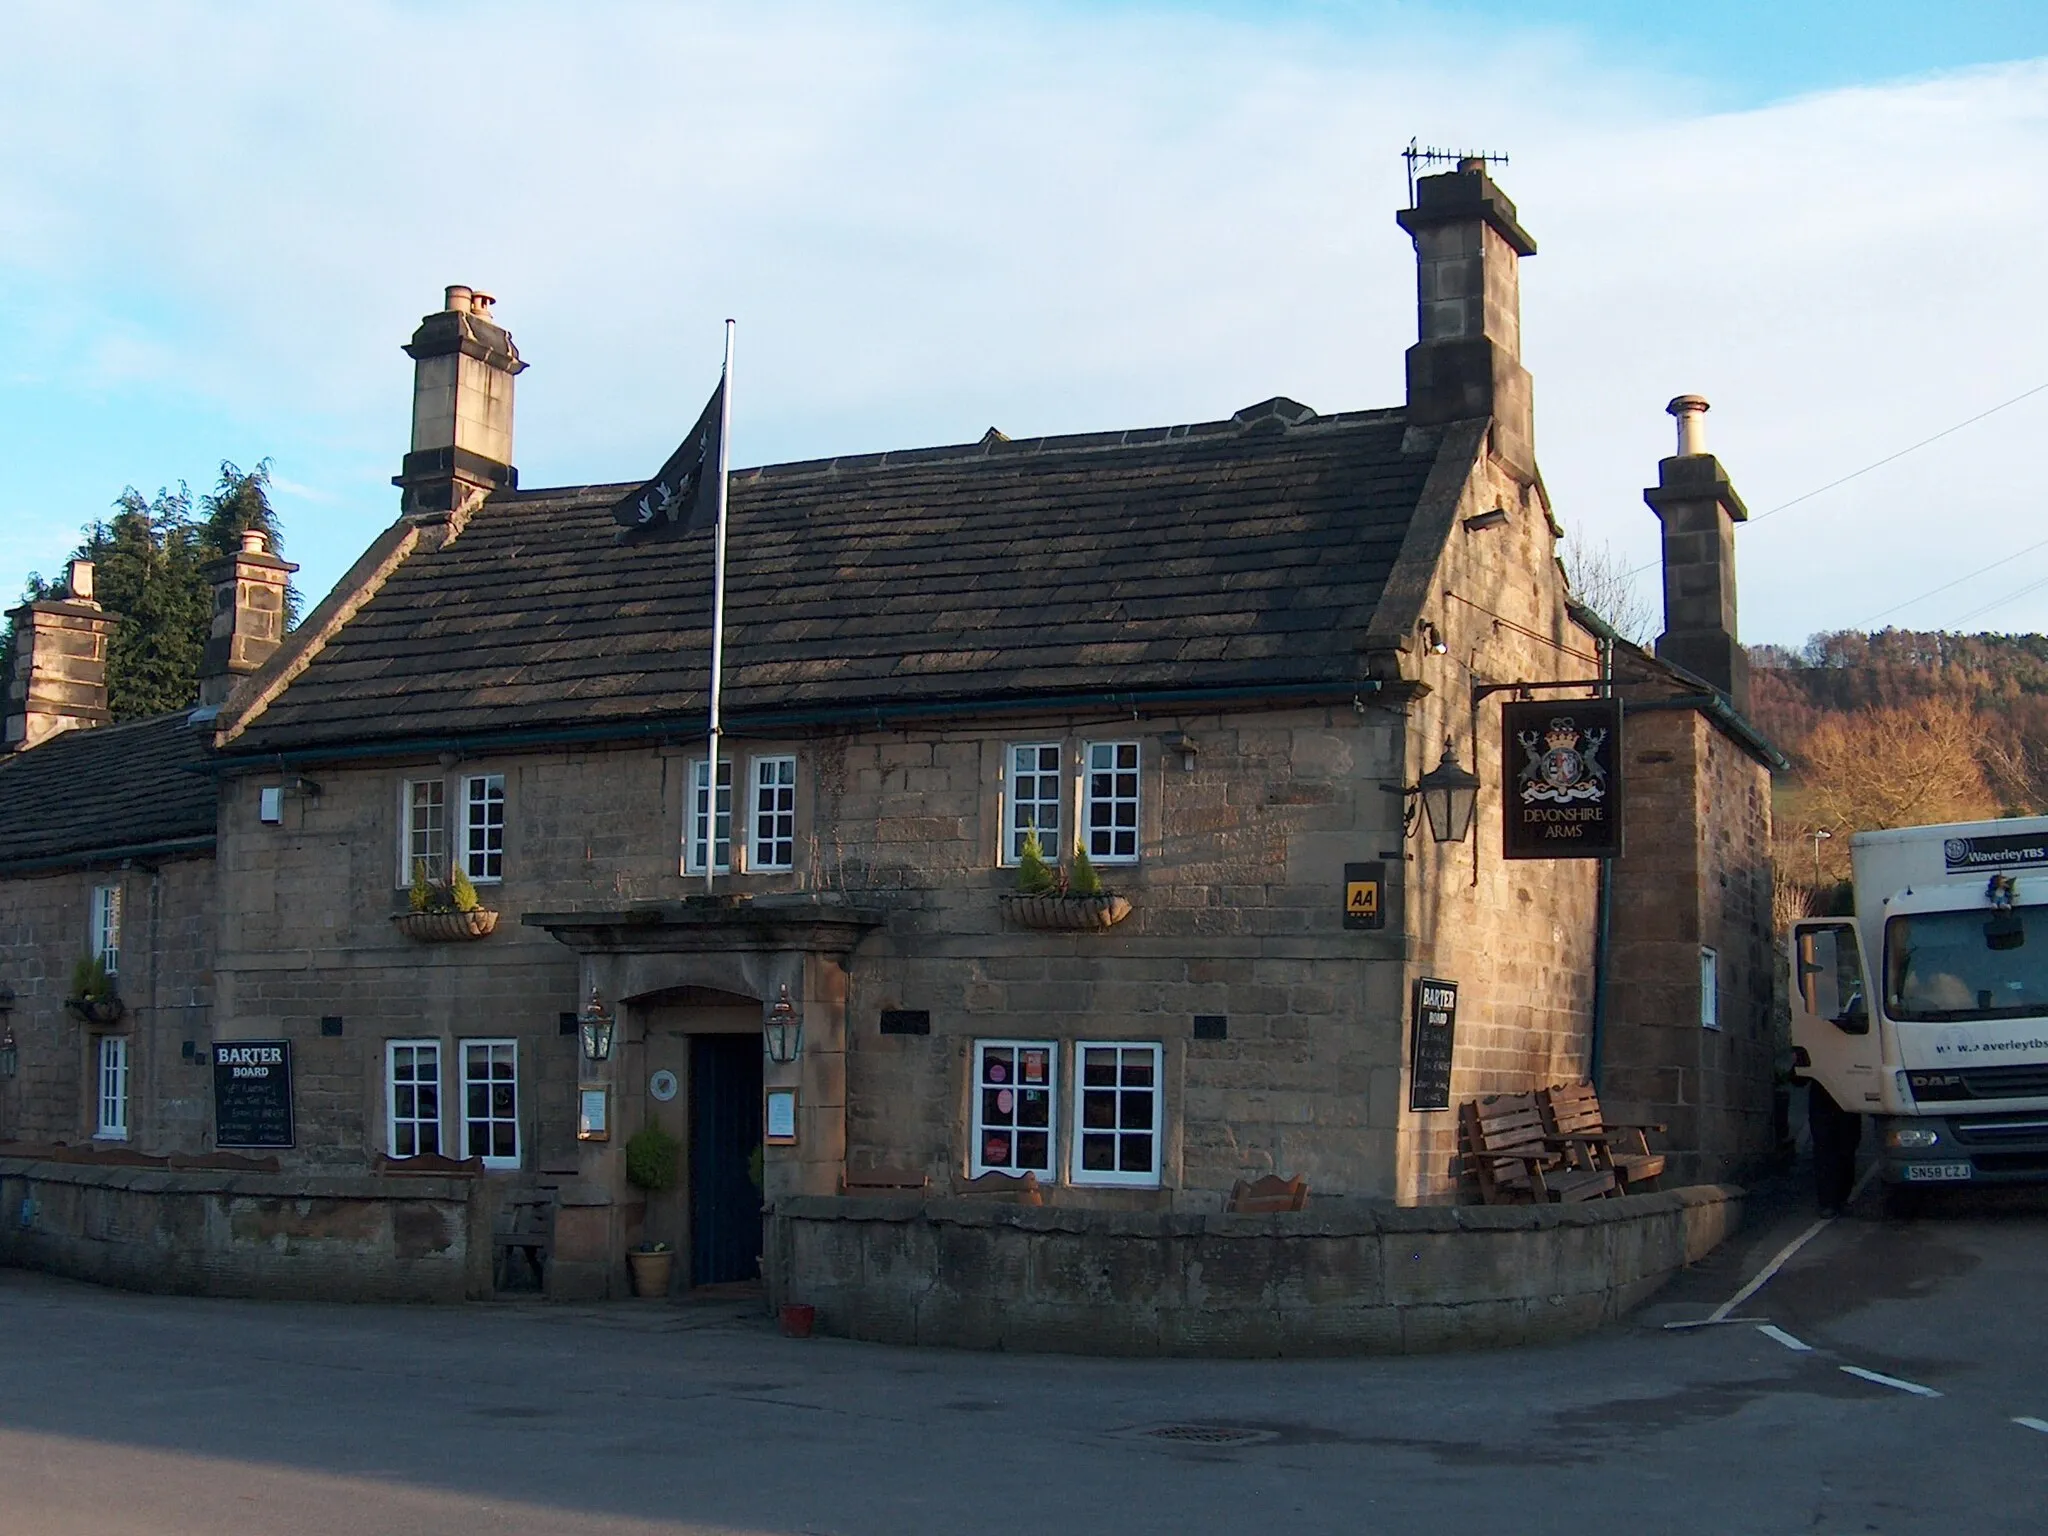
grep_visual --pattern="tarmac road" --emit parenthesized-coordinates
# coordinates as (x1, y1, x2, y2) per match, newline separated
(2, 1167, 2045, 1535)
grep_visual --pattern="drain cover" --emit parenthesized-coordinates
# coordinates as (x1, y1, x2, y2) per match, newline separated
(1141, 1424, 1275, 1445)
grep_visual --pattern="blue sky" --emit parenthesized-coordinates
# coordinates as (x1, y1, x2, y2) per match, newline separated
(4, 2, 2047, 646)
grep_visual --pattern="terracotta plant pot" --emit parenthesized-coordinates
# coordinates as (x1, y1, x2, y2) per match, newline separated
(391, 909, 499, 942)
(999, 894, 1133, 932)
(626, 1247, 674, 1298)
(779, 1303, 816, 1338)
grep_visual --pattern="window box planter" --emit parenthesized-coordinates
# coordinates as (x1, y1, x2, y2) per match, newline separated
(392, 909, 500, 942)
(66, 995, 126, 1026)
(999, 894, 1132, 932)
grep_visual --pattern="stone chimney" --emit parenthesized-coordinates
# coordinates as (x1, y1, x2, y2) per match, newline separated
(198, 529, 298, 706)
(1645, 394, 1751, 714)
(4, 559, 117, 751)
(1395, 158, 1539, 476)
(393, 284, 527, 517)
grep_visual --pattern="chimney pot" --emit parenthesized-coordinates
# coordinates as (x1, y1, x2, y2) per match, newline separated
(240, 528, 268, 556)
(66, 559, 96, 605)
(1667, 394, 1710, 456)
(469, 291, 496, 319)
(1457, 156, 1485, 173)
(444, 285, 473, 314)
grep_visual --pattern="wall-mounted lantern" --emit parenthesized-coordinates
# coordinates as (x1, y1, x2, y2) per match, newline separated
(578, 984, 615, 1064)
(764, 984, 804, 1065)
(0, 984, 15, 1079)
(1159, 731, 1200, 773)
(1413, 739, 1481, 845)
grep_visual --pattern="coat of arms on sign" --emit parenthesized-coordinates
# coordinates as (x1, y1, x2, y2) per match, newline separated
(1517, 717, 1608, 806)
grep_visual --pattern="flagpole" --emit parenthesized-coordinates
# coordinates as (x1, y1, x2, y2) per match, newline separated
(704, 318, 735, 895)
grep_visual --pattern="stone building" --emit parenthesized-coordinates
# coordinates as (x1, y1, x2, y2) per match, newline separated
(0, 163, 1775, 1324)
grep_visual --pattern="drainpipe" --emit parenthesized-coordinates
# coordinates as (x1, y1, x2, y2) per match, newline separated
(1590, 631, 1614, 1091)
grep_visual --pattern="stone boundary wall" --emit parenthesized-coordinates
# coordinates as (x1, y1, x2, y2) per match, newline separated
(0, 1157, 492, 1303)
(767, 1185, 1742, 1356)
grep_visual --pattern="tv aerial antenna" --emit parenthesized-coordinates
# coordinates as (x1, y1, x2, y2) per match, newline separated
(1403, 139, 1509, 204)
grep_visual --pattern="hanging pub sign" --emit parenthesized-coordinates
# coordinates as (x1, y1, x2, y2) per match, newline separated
(212, 1040, 295, 1149)
(1502, 698, 1623, 860)
(1408, 978, 1459, 1112)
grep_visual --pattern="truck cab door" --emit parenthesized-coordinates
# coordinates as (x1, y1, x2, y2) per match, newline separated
(1792, 919, 1884, 1110)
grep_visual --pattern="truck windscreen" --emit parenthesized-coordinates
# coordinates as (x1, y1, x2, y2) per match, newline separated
(1885, 905, 2048, 1021)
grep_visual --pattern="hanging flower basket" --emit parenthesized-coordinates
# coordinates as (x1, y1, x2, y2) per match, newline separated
(392, 909, 499, 942)
(66, 995, 126, 1025)
(999, 894, 1132, 932)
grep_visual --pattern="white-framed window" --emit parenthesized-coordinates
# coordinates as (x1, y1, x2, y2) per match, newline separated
(751, 756, 797, 872)
(971, 1041, 1058, 1179)
(1072, 1041, 1163, 1186)
(89, 884, 122, 977)
(1004, 743, 1063, 863)
(461, 1039, 520, 1168)
(401, 778, 447, 884)
(1083, 741, 1141, 863)
(1701, 947, 1721, 1030)
(686, 759, 734, 874)
(463, 774, 505, 883)
(95, 1035, 129, 1140)
(386, 1039, 443, 1158)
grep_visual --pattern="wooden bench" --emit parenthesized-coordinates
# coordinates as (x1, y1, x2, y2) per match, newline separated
(1458, 1092, 1617, 1204)
(1227, 1174, 1309, 1213)
(492, 1194, 554, 1291)
(955, 1170, 1045, 1206)
(1540, 1083, 1667, 1192)
(841, 1166, 931, 1197)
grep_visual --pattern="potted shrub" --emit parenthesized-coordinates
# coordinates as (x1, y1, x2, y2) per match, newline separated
(624, 1123, 682, 1297)
(392, 861, 499, 942)
(66, 955, 124, 1024)
(999, 834, 1132, 931)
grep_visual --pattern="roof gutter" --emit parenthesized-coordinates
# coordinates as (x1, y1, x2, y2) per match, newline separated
(1564, 600, 1788, 772)
(202, 679, 1387, 775)
(0, 834, 216, 878)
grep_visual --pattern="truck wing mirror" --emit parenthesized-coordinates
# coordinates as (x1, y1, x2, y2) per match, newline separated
(1832, 995, 1870, 1036)
(1986, 911, 2025, 951)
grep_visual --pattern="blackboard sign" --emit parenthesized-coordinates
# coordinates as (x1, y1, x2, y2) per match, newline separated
(1502, 699, 1623, 860)
(1409, 978, 1458, 1112)
(213, 1040, 295, 1149)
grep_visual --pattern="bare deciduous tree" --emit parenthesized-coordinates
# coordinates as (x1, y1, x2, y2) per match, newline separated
(1800, 699, 1998, 835)
(1561, 533, 1656, 646)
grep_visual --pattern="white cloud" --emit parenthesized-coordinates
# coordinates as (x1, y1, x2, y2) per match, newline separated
(1, 2, 2044, 642)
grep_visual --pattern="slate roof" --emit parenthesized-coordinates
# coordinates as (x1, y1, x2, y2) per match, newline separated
(229, 403, 1442, 755)
(0, 713, 216, 870)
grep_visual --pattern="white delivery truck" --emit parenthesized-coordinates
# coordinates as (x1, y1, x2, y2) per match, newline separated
(1792, 815, 2048, 1212)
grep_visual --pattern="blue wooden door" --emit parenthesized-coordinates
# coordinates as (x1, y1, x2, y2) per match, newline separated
(689, 1033, 764, 1286)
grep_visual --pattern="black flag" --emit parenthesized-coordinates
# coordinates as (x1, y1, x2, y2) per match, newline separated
(612, 380, 724, 538)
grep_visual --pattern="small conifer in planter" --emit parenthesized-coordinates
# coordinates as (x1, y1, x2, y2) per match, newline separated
(1000, 834, 1131, 931)
(1014, 829, 1057, 894)
(67, 954, 125, 1024)
(394, 860, 499, 940)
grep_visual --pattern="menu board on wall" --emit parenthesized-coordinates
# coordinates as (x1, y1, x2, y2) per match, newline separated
(213, 1040, 295, 1149)
(1408, 979, 1458, 1113)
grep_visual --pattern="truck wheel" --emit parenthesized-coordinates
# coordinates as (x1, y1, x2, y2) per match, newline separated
(1810, 1083, 1861, 1213)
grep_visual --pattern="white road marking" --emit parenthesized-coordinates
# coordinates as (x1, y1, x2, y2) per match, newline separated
(2014, 1417, 2048, 1434)
(1840, 1365, 1942, 1398)
(1756, 1324, 1813, 1353)
(1665, 1163, 1881, 1330)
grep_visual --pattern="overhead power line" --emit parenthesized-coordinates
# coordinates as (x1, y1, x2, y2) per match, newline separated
(1862, 535, 2048, 626)
(1626, 379, 2048, 580)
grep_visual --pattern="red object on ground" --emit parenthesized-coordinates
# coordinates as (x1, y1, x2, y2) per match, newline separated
(779, 1303, 816, 1338)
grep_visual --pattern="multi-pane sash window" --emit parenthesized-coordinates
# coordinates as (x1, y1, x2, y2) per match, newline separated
(461, 1039, 519, 1169)
(751, 756, 797, 872)
(1084, 741, 1140, 862)
(463, 775, 505, 882)
(89, 884, 122, 977)
(1073, 1042, 1162, 1186)
(687, 759, 734, 874)
(387, 1040, 443, 1158)
(971, 1041, 1057, 1178)
(1006, 743, 1063, 863)
(402, 779, 447, 883)
(95, 1035, 129, 1140)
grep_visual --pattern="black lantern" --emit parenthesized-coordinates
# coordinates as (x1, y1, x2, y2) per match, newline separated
(1416, 739, 1481, 845)
(764, 984, 803, 1065)
(578, 985, 615, 1064)
(0, 983, 14, 1079)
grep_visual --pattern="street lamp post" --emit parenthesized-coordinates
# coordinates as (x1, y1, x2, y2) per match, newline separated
(1811, 827, 1832, 886)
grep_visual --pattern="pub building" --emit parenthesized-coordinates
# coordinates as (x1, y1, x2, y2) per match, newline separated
(0, 165, 1777, 1324)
